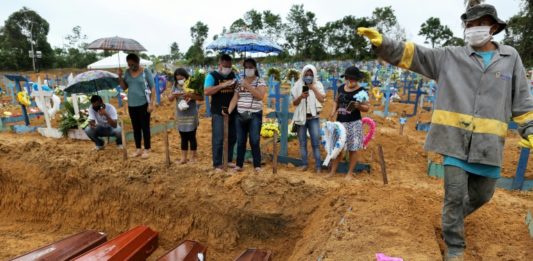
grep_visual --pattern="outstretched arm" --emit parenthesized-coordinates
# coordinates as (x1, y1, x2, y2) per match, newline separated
(358, 27, 446, 80)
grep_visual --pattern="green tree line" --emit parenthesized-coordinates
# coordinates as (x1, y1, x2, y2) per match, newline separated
(0, 2, 531, 70)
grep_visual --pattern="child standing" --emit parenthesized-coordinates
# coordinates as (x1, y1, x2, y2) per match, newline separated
(168, 68, 203, 164)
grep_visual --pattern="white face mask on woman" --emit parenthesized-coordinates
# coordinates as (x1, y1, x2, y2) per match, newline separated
(465, 26, 493, 47)
(177, 79, 185, 85)
(245, 69, 256, 78)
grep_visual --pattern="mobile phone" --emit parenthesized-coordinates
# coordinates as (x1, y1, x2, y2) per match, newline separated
(222, 106, 229, 114)
(303, 85, 309, 93)
(346, 101, 359, 112)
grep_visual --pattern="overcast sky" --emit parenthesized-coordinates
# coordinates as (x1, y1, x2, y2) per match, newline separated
(0, 0, 523, 56)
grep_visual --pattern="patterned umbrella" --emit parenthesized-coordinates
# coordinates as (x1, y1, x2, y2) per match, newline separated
(64, 70, 119, 94)
(206, 32, 283, 54)
(87, 36, 147, 52)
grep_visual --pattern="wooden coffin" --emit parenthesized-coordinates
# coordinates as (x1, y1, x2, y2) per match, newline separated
(10, 230, 107, 261)
(234, 249, 272, 261)
(73, 225, 158, 261)
(157, 240, 207, 261)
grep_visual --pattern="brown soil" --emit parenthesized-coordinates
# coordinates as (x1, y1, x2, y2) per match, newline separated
(0, 77, 532, 260)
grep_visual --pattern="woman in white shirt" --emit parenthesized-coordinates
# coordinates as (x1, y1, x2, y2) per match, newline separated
(291, 64, 326, 174)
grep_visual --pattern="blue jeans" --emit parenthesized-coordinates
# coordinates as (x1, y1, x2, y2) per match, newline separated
(442, 165, 496, 256)
(297, 117, 322, 169)
(84, 125, 122, 147)
(211, 113, 236, 168)
(236, 111, 262, 168)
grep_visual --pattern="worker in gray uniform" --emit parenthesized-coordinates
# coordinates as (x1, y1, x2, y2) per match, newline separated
(358, 3, 533, 261)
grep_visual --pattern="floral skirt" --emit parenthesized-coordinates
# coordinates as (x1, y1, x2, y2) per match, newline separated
(341, 120, 363, 151)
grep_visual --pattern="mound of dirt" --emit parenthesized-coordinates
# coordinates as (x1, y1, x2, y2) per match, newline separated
(0, 86, 532, 260)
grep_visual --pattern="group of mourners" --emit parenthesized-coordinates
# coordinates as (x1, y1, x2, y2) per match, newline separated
(82, 3, 533, 260)
(190, 53, 370, 176)
(85, 52, 370, 176)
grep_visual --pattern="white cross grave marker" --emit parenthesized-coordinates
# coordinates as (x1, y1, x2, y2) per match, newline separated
(31, 77, 62, 138)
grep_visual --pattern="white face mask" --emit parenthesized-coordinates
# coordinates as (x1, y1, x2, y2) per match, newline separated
(220, 67, 232, 76)
(465, 26, 493, 47)
(177, 79, 185, 85)
(245, 69, 256, 78)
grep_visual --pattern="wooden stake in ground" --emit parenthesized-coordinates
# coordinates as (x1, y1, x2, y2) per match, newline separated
(378, 144, 388, 185)
(223, 113, 229, 171)
(273, 132, 278, 174)
(163, 123, 170, 167)
(120, 119, 128, 160)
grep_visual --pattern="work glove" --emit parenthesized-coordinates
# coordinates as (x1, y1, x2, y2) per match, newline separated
(518, 135, 533, 149)
(357, 27, 383, 47)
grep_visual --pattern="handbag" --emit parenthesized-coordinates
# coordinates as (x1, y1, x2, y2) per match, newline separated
(291, 122, 300, 133)
(142, 69, 152, 103)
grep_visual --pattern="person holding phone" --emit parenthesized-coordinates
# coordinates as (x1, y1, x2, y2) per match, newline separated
(118, 53, 155, 159)
(329, 66, 370, 177)
(291, 64, 326, 174)
(168, 68, 203, 164)
(204, 54, 238, 171)
(84, 95, 122, 150)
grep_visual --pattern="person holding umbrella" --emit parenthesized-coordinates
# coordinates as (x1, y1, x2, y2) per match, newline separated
(118, 53, 155, 159)
(358, 3, 533, 260)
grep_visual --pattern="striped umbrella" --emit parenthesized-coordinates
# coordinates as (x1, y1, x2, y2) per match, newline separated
(206, 31, 283, 54)
(87, 36, 147, 52)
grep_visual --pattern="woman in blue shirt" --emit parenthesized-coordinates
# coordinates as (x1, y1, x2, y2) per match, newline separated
(118, 53, 155, 159)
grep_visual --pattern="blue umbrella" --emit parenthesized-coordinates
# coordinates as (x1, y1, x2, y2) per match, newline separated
(206, 32, 283, 54)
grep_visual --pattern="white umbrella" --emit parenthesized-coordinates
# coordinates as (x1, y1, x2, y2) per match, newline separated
(87, 51, 152, 69)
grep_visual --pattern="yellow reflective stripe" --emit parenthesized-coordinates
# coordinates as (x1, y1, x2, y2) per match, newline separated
(431, 110, 508, 137)
(398, 42, 415, 69)
(432, 110, 474, 130)
(513, 112, 533, 125)
(473, 118, 508, 137)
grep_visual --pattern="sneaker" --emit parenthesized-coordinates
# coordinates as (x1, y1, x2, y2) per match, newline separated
(297, 165, 308, 171)
(132, 149, 142, 157)
(94, 145, 104, 151)
(117, 145, 124, 150)
(254, 167, 262, 173)
(228, 162, 236, 168)
(233, 166, 243, 172)
(141, 150, 150, 159)
(444, 254, 464, 261)
(214, 167, 225, 173)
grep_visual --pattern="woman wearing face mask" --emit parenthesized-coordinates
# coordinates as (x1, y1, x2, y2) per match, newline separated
(168, 68, 203, 164)
(118, 53, 155, 159)
(228, 58, 266, 172)
(358, 3, 533, 260)
(328, 66, 369, 178)
(291, 65, 326, 174)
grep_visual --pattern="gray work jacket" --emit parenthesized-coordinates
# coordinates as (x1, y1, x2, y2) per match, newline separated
(375, 36, 533, 167)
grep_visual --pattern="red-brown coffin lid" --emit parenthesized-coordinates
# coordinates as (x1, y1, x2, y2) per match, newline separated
(10, 230, 107, 261)
(73, 225, 158, 261)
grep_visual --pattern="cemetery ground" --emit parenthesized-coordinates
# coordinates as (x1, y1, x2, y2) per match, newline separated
(0, 72, 532, 260)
